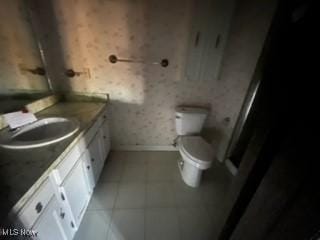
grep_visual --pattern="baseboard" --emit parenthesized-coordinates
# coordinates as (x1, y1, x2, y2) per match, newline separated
(112, 145, 178, 151)
(225, 159, 238, 176)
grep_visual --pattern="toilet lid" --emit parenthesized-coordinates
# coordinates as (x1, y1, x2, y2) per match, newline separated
(180, 136, 214, 164)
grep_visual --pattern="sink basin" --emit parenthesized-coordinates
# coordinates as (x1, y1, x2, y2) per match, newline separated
(0, 117, 79, 149)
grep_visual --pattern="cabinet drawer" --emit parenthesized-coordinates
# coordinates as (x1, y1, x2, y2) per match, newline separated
(17, 179, 54, 229)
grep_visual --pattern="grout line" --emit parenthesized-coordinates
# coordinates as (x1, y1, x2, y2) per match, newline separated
(176, 207, 183, 240)
(144, 182, 147, 240)
(144, 161, 147, 240)
(104, 172, 121, 239)
(104, 208, 113, 239)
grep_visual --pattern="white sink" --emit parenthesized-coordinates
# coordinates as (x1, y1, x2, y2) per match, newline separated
(0, 117, 79, 149)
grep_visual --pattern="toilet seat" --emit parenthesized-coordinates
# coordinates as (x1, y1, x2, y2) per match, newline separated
(178, 136, 214, 169)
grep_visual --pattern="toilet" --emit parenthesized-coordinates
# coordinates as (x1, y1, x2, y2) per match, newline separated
(175, 106, 214, 187)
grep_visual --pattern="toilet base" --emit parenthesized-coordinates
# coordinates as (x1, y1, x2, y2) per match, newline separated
(178, 157, 203, 187)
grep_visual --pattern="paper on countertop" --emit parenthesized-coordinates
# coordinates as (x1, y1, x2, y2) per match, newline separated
(4, 111, 37, 129)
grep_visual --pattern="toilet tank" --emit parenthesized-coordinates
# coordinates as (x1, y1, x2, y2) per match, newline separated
(175, 107, 208, 135)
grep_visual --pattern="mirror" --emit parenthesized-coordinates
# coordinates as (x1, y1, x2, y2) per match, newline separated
(0, 0, 51, 113)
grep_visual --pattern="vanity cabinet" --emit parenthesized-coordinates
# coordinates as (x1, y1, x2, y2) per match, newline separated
(11, 106, 111, 240)
(50, 107, 110, 231)
(32, 196, 74, 240)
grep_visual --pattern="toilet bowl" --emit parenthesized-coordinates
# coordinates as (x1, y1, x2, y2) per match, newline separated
(177, 136, 214, 187)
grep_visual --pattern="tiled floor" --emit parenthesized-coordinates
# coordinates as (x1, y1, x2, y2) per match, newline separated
(74, 151, 232, 240)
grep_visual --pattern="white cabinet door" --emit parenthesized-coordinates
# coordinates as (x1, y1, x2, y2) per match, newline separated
(185, 0, 212, 82)
(102, 119, 111, 159)
(60, 159, 90, 227)
(87, 131, 104, 184)
(81, 149, 95, 193)
(32, 196, 73, 240)
(97, 128, 107, 163)
(185, 0, 235, 82)
(78, 124, 109, 196)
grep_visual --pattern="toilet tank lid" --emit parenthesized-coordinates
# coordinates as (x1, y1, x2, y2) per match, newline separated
(175, 106, 208, 115)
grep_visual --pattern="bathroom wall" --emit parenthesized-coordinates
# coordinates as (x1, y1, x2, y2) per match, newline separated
(33, 0, 217, 148)
(32, 0, 277, 157)
(0, 0, 49, 94)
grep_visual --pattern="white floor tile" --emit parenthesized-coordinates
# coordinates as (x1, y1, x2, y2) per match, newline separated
(106, 158, 126, 169)
(99, 160, 125, 182)
(177, 207, 212, 240)
(107, 209, 144, 240)
(74, 210, 112, 240)
(146, 182, 176, 208)
(174, 181, 204, 207)
(147, 152, 179, 166)
(114, 182, 146, 208)
(124, 158, 147, 167)
(108, 151, 132, 162)
(147, 165, 178, 182)
(123, 151, 151, 166)
(205, 204, 224, 239)
(206, 203, 226, 223)
(87, 182, 119, 210)
(145, 208, 180, 240)
(200, 181, 228, 206)
(121, 165, 147, 182)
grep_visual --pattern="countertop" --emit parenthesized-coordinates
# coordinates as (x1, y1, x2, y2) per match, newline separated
(0, 101, 106, 220)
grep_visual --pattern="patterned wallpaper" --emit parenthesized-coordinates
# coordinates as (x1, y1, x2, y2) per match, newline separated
(37, 0, 215, 147)
(32, 0, 277, 158)
(0, 0, 48, 94)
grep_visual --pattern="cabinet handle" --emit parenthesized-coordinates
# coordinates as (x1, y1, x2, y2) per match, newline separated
(35, 202, 43, 214)
(91, 158, 95, 162)
(61, 192, 65, 201)
(194, 31, 201, 47)
(103, 115, 106, 119)
(215, 34, 221, 49)
(87, 165, 90, 170)
(60, 212, 65, 219)
(71, 221, 75, 228)
(103, 136, 106, 139)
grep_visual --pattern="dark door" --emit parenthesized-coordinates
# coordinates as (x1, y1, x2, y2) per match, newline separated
(218, 0, 319, 239)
